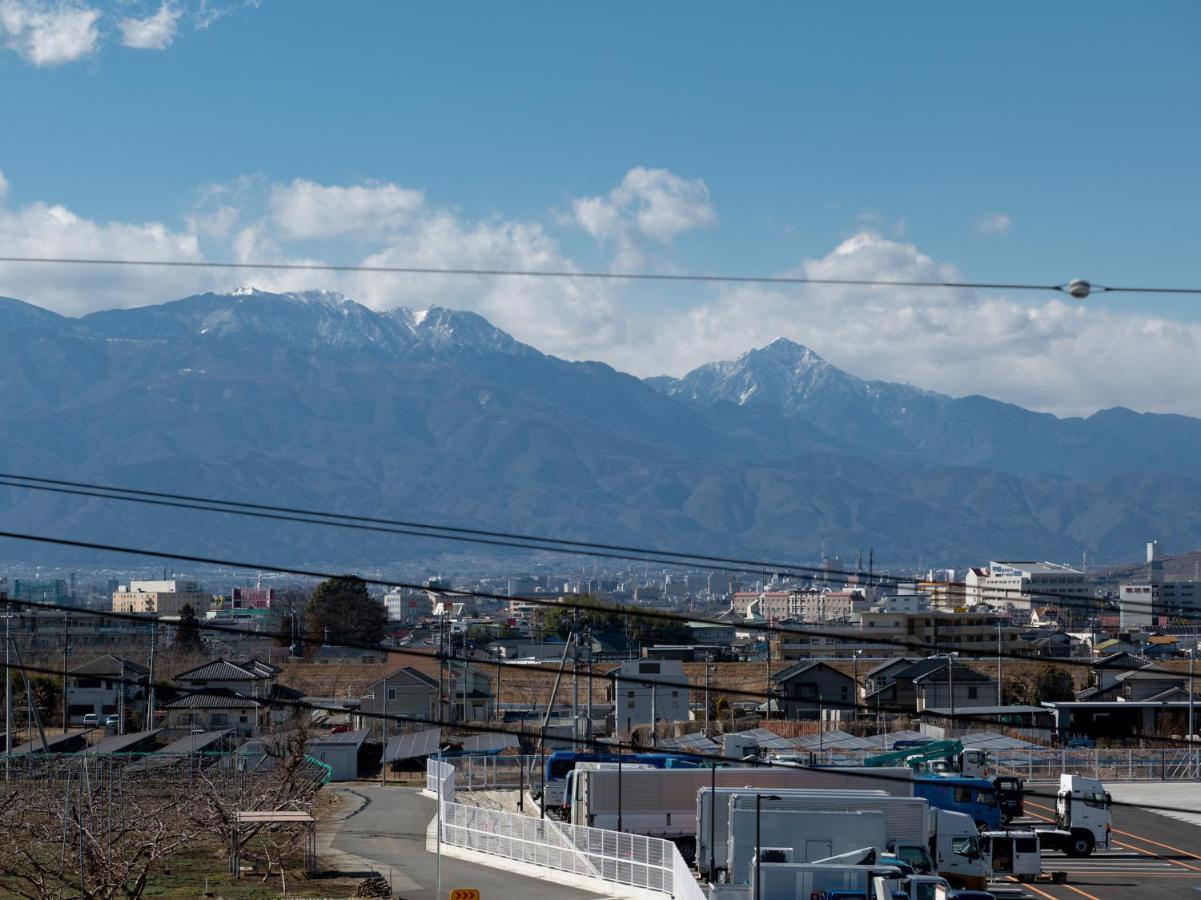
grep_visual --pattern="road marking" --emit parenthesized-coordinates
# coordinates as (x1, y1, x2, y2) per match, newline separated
(1111, 827, 1201, 861)
(1059, 884, 1101, 900)
(1017, 879, 1062, 900)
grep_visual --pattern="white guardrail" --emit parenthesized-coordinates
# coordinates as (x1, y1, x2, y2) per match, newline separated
(428, 757, 706, 900)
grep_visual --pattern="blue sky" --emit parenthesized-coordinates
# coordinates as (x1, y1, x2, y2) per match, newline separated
(1, 2, 1200, 414)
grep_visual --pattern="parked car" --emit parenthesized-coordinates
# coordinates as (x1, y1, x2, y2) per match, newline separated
(82, 713, 99, 727)
(104, 715, 120, 728)
(1066, 737, 1096, 749)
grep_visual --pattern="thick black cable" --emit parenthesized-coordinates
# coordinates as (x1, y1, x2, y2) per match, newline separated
(0, 527, 1190, 689)
(4, 659, 1199, 819)
(0, 255, 1065, 291)
(0, 472, 1179, 618)
(6, 588, 1166, 733)
(5, 254, 1201, 296)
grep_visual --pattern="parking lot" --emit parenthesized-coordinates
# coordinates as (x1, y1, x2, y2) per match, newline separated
(991, 785, 1201, 900)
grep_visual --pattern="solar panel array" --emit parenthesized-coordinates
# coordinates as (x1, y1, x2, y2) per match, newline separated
(660, 732, 719, 754)
(461, 731, 521, 753)
(383, 727, 442, 762)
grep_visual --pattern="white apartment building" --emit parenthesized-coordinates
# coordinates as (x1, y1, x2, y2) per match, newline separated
(607, 659, 690, 734)
(111, 579, 208, 615)
(384, 588, 430, 624)
(966, 561, 1088, 612)
(1120, 541, 1201, 628)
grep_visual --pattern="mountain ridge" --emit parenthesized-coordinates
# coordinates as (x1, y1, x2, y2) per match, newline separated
(0, 289, 1198, 567)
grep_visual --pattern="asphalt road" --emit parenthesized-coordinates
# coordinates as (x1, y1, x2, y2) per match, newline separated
(325, 784, 607, 900)
(997, 784, 1201, 900)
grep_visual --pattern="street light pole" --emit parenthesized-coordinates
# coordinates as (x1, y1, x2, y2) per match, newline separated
(1190, 649, 1195, 778)
(754, 793, 763, 900)
(754, 793, 781, 900)
(853, 650, 861, 723)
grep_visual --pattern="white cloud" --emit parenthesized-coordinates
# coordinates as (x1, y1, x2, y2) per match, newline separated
(0, 193, 215, 315)
(118, 2, 180, 49)
(977, 212, 1011, 235)
(605, 231, 1201, 419)
(5, 166, 1201, 420)
(0, 168, 8, 197)
(0, 1, 100, 65)
(269, 179, 426, 240)
(571, 167, 715, 268)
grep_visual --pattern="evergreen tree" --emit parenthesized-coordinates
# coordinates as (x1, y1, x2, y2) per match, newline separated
(305, 576, 388, 649)
(173, 603, 204, 650)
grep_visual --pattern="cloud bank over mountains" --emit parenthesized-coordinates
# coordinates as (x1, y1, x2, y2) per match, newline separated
(0, 163, 1198, 419)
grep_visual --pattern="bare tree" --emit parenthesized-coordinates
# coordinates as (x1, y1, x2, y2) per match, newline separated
(188, 722, 323, 890)
(0, 764, 203, 900)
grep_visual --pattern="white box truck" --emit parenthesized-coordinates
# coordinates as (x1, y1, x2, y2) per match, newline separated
(570, 765, 913, 860)
(696, 787, 988, 889)
(725, 808, 888, 884)
(697, 788, 921, 879)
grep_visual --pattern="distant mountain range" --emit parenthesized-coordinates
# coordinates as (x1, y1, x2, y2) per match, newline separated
(0, 288, 1197, 568)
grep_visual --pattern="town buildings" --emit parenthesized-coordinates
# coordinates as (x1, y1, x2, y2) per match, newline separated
(111, 579, 208, 615)
(966, 561, 1089, 613)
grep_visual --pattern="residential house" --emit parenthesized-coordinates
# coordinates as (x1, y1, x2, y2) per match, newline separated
(65, 655, 148, 726)
(357, 666, 439, 739)
(862, 657, 921, 696)
(864, 659, 994, 713)
(1076, 651, 1155, 701)
(161, 658, 298, 736)
(605, 659, 690, 734)
(912, 665, 997, 711)
(770, 661, 857, 719)
(1016, 630, 1078, 658)
(1114, 666, 1191, 702)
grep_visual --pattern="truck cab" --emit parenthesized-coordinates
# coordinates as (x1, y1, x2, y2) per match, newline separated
(926, 808, 990, 891)
(1055, 774, 1111, 855)
(993, 776, 1023, 824)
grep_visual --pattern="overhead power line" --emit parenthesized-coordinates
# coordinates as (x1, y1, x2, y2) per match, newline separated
(5, 589, 1177, 732)
(1, 255, 1199, 296)
(0, 472, 1175, 617)
(0, 527, 1187, 678)
(3, 658, 1199, 818)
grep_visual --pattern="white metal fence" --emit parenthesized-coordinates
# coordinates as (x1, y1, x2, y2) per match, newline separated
(797, 747, 1201, 782)
(443, 754, 541, 791)
(429, 758, 706, 900)
(427, 757, 456, 797)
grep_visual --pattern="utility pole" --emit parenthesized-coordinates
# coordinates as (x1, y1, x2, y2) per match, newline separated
(1190, 649, 1196, 778)
(146, 619, 157, 731)
(853, 650, 861, 723)
(62, 612, 70, 733)
(118, 657, 126, 735)
(585, 628, 593, 742)
(704, 654, 712, 737)
(572, 609, 580, 743)
(4, 600, 12, 781)
(996, 620, 1003, 706)
(764, 639, 771, 721)
(650, 682, 657, 748)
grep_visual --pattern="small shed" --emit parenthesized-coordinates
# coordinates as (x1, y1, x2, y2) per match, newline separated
(306, 729, 370, 781)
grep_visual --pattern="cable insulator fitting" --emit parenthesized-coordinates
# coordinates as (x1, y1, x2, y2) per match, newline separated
(1066, 279, 1091, 299)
